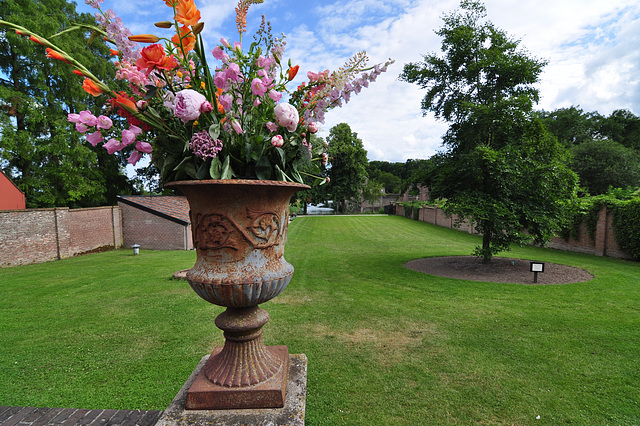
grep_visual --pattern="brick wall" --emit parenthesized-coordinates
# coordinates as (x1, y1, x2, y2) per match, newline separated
(118, 202, 192, 250)
(0, 206, 122, 267)
(396, 204, 631, 259)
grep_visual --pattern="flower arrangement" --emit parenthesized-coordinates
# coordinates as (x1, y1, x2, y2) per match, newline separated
(1, 0, 393, 185)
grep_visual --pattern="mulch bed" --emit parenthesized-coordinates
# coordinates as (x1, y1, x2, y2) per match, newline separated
(406, 256, 593, 285)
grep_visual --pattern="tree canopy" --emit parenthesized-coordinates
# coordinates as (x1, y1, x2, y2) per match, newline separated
(326, 123, 368, 212)
(400, 0, 578, 262)
(0, 0, 133, 208)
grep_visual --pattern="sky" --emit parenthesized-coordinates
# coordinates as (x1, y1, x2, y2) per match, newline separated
(73, 0, 640, 166)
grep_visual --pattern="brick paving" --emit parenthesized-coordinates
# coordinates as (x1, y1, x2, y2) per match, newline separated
(0, 406, 163, 426)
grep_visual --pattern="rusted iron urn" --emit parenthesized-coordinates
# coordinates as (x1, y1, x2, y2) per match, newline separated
(166, 179, 308, 410)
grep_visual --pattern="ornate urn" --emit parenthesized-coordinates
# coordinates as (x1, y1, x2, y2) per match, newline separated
(165, 179, 308, 410)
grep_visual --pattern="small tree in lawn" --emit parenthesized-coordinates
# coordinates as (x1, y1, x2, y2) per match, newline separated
(400, 0, 578, 262)
(326, 123, 368, 212)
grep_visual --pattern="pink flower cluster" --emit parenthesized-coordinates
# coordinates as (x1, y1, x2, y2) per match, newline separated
(190, 130, 223, 160)
(68, 110, 151, 165)
(93, 9, 140, 63)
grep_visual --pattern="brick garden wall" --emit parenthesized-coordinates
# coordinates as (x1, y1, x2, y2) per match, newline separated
(118, 202, 192, 250)
(0, 206, 122, 267)
(396, 204, 631, 259)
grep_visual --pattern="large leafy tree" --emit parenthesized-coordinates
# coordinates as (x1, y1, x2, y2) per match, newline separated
(570, 140, 640, 195)
(400, 0, 578, 262)
(0, 0, 133, 208)
(326, 123, 368, 212)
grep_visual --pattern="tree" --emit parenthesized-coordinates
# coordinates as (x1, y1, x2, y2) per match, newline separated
(326, 123, 368, 212)
(599, 109, 640, 151)
(0, 0, 134, 208)
(400, 0, 578, 262)
(536, 106, 603, 147)
(570, 140, 640, 195)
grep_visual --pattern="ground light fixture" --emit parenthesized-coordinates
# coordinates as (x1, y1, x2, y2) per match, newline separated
(132, 244, 140, 255)
(530, 261, 545, 283)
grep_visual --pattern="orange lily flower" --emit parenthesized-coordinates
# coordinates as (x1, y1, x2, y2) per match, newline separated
(175, 0, 201, 27)
(45, 48, 70, 64)
(288, 65, 299, 81)
(172, 25, 196, 52)
(109, 49, 119, 56)
(114, 93, 138, 112)
(215, 88, 224, 114)
(29, 35, 44, 45)
(82, 78, 103, 97)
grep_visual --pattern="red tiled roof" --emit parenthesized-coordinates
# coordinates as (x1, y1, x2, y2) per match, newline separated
(117, 195, 190, 224)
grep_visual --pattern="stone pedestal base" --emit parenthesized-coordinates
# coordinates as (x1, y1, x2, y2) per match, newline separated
(156, 353, 307, 426)
(186, 346, 289, 410)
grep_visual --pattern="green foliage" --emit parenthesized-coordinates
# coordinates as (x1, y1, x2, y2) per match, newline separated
(326, 123, 368, 211)
(612, 198, 640, 259)
(399, 0, 577, 262)
(570, 140, 640, 195)
(536, 106, 603, 147)
(0, 0, 135, 207)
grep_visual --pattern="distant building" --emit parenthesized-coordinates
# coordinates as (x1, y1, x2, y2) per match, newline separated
(0, 171, 26, 210)
(117, 195, 192, 250)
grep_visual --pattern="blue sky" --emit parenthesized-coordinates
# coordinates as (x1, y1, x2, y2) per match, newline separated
(73, 0, 640, 165)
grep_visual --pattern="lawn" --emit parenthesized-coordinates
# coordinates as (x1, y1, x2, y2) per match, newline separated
(1, 215, 639, 425)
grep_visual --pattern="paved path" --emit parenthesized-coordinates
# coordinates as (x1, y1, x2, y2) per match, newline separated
(0, 406, 163, 426)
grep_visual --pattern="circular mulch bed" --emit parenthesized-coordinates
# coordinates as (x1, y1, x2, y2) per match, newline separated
(406, 256, 593, 285)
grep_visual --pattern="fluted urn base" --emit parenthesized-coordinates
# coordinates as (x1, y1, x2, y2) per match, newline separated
(185, 306, 289, 410)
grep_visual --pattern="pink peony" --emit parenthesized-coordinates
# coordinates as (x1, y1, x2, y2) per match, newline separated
(308, 122, 319, 133)
(271, 135, 284, 148)
(274, 103, 299, 132)
(174, 89, 208, 123)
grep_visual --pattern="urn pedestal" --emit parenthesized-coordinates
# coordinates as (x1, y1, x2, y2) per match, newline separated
(166, 179, 308, 410)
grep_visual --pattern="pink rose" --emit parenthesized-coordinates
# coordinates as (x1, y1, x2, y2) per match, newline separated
(174, 89, 208, 123)
(274, 103, 299, 132)
(271, 135, 284, 148)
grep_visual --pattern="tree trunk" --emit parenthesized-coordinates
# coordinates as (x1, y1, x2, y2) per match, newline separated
(482, 222, 492, 264)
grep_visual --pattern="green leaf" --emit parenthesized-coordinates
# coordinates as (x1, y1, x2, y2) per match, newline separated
(255, 156, 273, 180)
(172, 155, 193, 172)
(208, 123, 221, 140)
(276, 147, 286, 167)
(196, 159, 210, 179)
(184, 162, 197, 179)
(210, 156, 222, 179)
(221, 155, 235, 179)
(275, 165, 292, 182)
